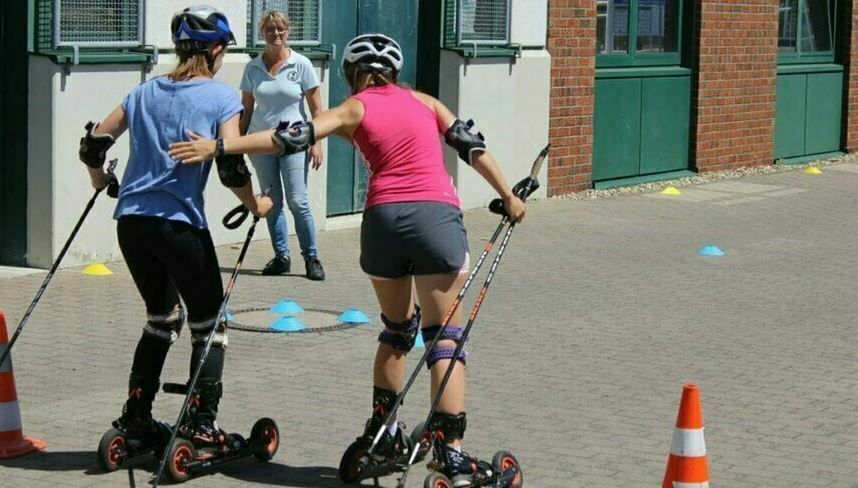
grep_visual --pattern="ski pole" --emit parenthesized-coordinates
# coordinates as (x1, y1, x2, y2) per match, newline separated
(152, 202, 259, 487)
(0, 159, 119, 369)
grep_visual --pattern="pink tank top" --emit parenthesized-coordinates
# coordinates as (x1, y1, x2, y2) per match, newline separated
(351, 85, 460, 209)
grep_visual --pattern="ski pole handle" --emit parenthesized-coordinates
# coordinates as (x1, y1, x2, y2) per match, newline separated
(222, 203, 249, 229)
(489, 143, 550, 217)
(105, 159, 120, 198)
(222, 188, 271, 229)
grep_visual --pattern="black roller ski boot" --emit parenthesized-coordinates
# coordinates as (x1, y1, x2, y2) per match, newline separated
(159, 379, 280, 483)
(338, 386, 428, 483)
(97, 375, 170, 472)
(423, 412, 524, 488)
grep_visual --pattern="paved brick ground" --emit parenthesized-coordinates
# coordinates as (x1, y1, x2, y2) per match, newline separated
(2, 161, 858, 487)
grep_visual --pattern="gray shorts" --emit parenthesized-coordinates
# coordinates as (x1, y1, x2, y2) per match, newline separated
(361, 202, 469, 279)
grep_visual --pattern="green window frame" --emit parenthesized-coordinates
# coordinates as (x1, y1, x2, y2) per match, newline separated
(596, 0, 684, 68)
(32, 0, 153, 65)
(777, 0, 838, 64)
(441, 0, 524, 57)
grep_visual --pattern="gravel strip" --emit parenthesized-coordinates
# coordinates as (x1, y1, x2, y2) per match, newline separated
(553, 153, 857, 200)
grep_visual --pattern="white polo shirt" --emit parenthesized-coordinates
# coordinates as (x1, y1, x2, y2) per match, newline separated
(239, 50, 320, 134)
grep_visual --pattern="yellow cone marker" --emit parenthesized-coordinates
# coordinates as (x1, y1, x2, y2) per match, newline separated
(804, 166, 822, 175)
(82, 263, 112, 276)
(660, 186, 682, 195)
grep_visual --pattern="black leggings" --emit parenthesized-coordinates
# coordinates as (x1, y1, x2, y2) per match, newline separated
(117, 215, 225, 417)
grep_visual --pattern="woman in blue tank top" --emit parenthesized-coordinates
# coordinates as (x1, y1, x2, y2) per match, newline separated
(79, 5, 272, 461)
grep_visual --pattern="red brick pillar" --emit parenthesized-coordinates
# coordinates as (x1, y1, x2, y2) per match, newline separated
(546, 1, 596, 195)
(693, 1, 779, 171)
(843, 0, 858, 152)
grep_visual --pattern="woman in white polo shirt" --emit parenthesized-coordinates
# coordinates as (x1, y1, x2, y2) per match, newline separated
(240, 10, 325, 280)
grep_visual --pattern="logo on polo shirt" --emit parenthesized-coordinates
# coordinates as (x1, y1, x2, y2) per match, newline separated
(286, 69, 299, 82)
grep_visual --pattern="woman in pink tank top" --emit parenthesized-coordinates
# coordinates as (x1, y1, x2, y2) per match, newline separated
(170, 33, 525, 487)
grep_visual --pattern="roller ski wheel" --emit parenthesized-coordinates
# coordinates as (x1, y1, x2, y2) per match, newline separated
(249, 417, 280, 462)
(491, 450, 523, 488)
(424, 472, 454, 488)
(338, 421, 430, 484)
(97, 428, 127, 472)
(338, 440, 369, 483)
(167, 437, 195, 483)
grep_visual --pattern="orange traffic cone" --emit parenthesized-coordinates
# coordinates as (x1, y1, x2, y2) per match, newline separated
(0, 309, 46, 458)
(662, 384, 709, 488)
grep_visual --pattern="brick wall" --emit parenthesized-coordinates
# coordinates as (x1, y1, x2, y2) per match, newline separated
(546, 0, 595, 195)
(843, 0, 858, 151)
(691, 0, 779, 172)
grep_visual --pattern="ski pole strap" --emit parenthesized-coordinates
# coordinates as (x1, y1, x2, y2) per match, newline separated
(222, 203, 249, 230)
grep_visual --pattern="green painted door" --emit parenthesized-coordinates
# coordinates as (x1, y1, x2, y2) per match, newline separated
(805, 71, 843, 155)
(774, 74, 808, 159)
(593, 73, 690, 181)
(322, 0, 419, 216)
(640, 76, 690, 174)
(774, 68, 843, 159)
(592, 78, 642, 181)
(322, 0, 359, 215)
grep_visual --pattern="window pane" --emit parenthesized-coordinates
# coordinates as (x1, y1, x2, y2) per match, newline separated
(779, 0, 798, 52)
(460, 0, 510, 45)
(636, 0, 679, 53)
(801, 0, 833, 52)
(58, 0, 141, 46)
(597, 0, 630, 54)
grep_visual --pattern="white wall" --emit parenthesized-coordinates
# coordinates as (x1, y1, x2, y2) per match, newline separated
(511, 0, 548, 46)
(438, 49, 551, 211)
(145, 1, 249, 49)
(26, 53, 329, 268)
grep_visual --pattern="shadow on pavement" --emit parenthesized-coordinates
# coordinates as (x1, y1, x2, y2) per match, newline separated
(217, 460, 348, 487)
(0, 449, 107, 474)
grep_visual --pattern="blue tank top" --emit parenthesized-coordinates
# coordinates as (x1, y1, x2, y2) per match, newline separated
(114, 76, 243, 229)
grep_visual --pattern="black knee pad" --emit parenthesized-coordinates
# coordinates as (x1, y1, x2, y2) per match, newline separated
(422, 324, 469, 369)
(189, 316, 228, 349)
(378, 305, 421, 352)
(143, 306, 185, 344)
(428, 411, 467, 441)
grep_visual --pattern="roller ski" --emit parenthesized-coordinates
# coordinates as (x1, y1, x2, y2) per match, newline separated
(339, 387, 430, 483)
(97, 377, 172, 472)
(156, 381, 280, 483)
(419, 413, 522, 488)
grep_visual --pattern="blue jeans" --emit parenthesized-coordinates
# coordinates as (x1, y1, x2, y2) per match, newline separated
(249, 151, 318, 260)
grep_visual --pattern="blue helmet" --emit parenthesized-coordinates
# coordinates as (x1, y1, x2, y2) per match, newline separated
(171, 5, 236, 48)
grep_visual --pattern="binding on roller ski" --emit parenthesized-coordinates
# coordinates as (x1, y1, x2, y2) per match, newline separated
(97, 203, 280, 483)
(338, 144, 548, 488)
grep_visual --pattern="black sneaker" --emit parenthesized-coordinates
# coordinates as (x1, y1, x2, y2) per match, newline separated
(305, 257, 325, 281)
(262, 255, 290, 275)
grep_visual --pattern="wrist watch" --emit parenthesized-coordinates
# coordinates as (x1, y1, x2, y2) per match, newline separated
(215, 138, 225, 158)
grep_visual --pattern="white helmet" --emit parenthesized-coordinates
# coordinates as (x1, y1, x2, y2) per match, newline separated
(341, 33, 403, 75)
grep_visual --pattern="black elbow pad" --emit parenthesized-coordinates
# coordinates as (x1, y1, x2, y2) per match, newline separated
(272, 120, 315, 156)
(215, 153, 251, 188)
(79, 121, 115, 168)
(444, 119, 486, 165)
